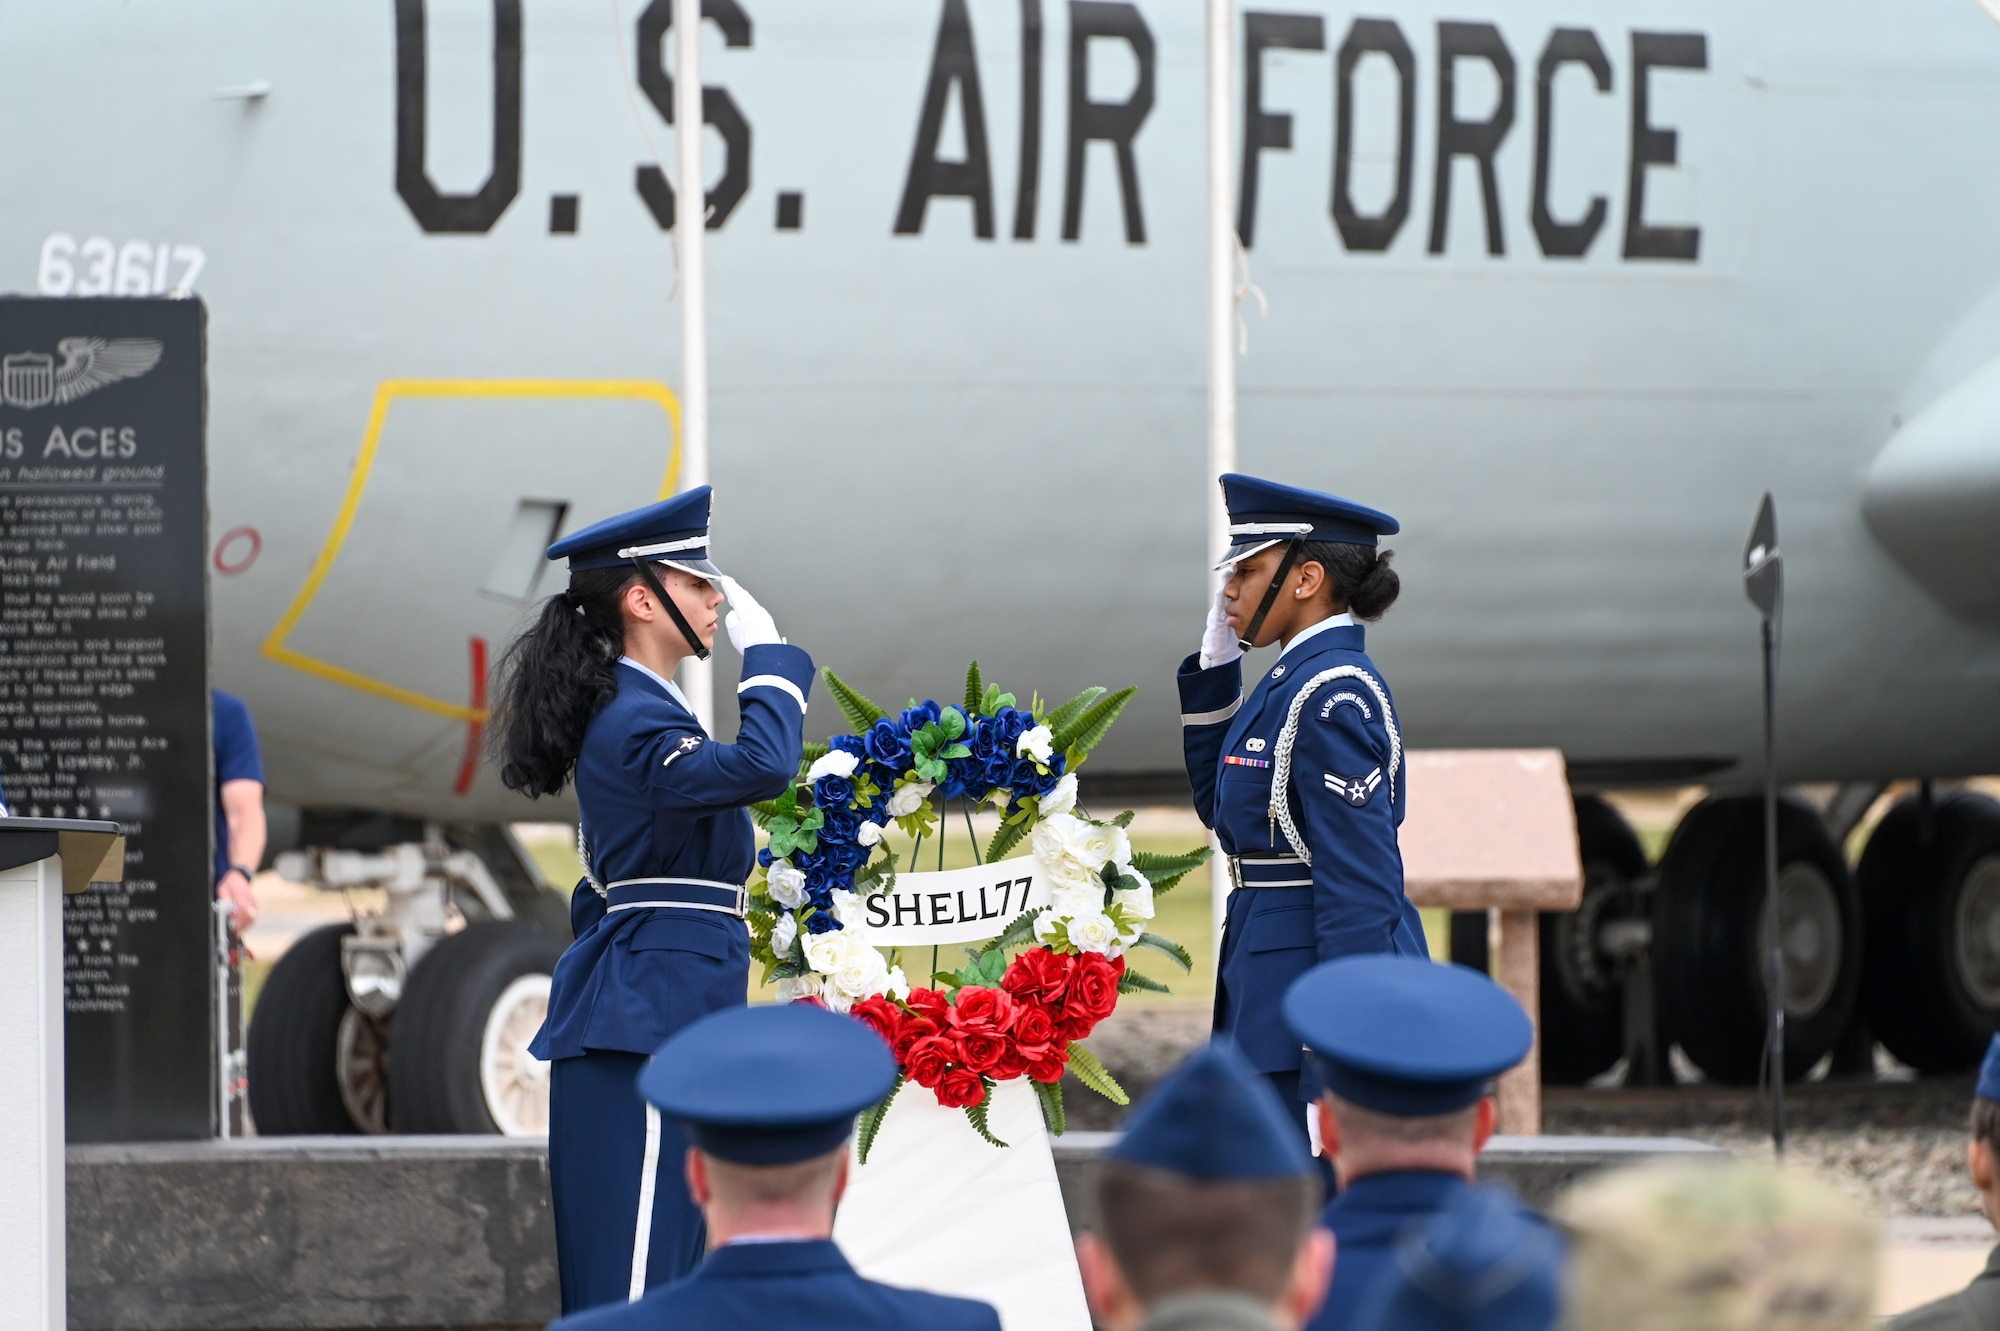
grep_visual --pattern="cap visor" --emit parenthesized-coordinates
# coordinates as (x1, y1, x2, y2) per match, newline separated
(659, 557, 723, 585)
(1213, 539, 1281, 571)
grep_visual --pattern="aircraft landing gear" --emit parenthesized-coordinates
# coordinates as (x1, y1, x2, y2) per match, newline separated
(390, 922, 563, 1135)
(1651, 795, 1863, 1085)
(1859, 788, 2000, 1074)
(247, 923, 369, 1134)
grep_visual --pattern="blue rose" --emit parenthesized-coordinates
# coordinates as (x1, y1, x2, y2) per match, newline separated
(757, 847, 775, 869)
(805, 909, 841, 935)
(995, 707, 1033, 746)
(901, 700, 942, 734)
(820, 803, 862, 842)
(815, 774, 855, 809)
(864, 718, 912, 771)
(830, 733, 869, 759)
(1010, 758, 1043, 790)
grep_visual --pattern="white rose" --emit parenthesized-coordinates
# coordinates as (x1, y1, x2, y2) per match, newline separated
(1051, 883, 1105, 918)
(776, 973, 824, 1004)
(771, 912, 799, 956)
(804, 930, 848, 976)
(1112, 866, 1154, 924)
(1038, 772, 1078, 818)
(832, 950, 888, 1001)
(885, 781, 935, 817)
(883, 966, 910, 999)
(1079, 822, 1129, 871)
(1046, 853, 1100, 893)
(857, 820, 885, 847)
(1016, 725, 1054, 764)
(1065, 910, 1120, 955)
(1033, 909, 1061, 944)
(1032, 814, 1074, 865)
(804, 749, 860, 784)
(829, 889, 866, 931)
(766, 860, 808, 909)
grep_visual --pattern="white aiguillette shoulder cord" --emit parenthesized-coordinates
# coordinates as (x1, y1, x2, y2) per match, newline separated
(579, 824, 608, 899)
(1267, 667, 1402, 865)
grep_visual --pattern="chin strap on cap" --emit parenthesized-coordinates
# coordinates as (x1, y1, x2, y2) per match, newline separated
(1237, 539, 1304, 652)
(628, 557, 710, 661)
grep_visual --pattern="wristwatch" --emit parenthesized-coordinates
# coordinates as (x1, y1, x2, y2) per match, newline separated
(225, 864, 255, 885)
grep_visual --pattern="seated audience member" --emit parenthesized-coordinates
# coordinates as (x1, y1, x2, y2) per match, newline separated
(1351, 1184, 1562, 1331)
(1887, 1032, 2000, 1329)
(1080, 1040, 1334, 1331)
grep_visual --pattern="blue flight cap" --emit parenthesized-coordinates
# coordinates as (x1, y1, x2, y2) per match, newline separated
(1283, 957, 1532, 1117)
(1107, 1039, 1313, 1180)
(638, 1003, 897, 1166)
(1216, 472, 1399, 569)
(1979, 1034, 2000, 1103)
(547, 486, 722, 581)
(1352, 1185, 1564, 1331)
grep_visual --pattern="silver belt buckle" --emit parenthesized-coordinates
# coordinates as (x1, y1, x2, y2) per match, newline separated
(731, 883, 748, 917)
(1227, 856, 1244, 891)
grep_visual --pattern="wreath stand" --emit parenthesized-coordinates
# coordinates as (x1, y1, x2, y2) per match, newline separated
(830, 797, 1092, 1331)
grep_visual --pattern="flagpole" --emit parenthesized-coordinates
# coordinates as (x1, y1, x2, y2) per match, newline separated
(1206, 0, 1237, 950)
(675, 0, 714, 731)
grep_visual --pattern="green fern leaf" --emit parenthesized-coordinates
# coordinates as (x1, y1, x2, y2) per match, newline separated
(964, 1088, 1009, 1148)
(856, 1074, 904, 1165)
(1041, 685, 1106, 736)
(1131, 846, 1214, 894)
(1133, 932, 1194, 972)
(992, 908, 1041, 951)
(822, 668, 887, 732)
(1033, 1079, 1067, 1136)
(986, 816, 1031, 864)
(1066, 1041, 1130, 1105)
(1117, 970, 1172, 995)
(1051, 686, 1137, 761)
(964, 662, 984, 714)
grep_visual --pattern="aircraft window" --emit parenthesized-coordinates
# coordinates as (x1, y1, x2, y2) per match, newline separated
(482, 498, 567, 603)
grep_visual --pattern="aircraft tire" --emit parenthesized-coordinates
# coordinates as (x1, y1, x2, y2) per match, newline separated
(1653, 796, 1862, 1085)
(1447, 797, 1641, 1084)
(1860, 790, 2000, 1074)
(389, 922, 563, 1135)
(246, 923, 364, 1135)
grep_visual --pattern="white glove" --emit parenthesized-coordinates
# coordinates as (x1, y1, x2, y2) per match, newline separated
(1199, 583, 1243, 670)
(717, 576, 784, 652)
(1307, 1104, 1324, 1157)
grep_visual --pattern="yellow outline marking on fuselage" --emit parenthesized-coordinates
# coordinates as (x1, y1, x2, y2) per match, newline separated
(261, 378, 683, 722)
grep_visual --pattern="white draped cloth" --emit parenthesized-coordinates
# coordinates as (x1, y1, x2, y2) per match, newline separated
(834, 1078, 1092, 1330)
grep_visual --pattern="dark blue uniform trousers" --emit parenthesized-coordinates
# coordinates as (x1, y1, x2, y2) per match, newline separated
(550, 1050, 706, 1313)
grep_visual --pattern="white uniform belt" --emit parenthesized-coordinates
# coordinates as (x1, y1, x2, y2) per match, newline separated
(605, 878, 747, 917)
(1228, 855, 1312, 889)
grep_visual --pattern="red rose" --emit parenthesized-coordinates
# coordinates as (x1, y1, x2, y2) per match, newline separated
(1026, 1048, 1069, 1084)
(904, 988, 951, 1024)
(989, 1042, 1030, 1081)
(904, 1034, 958, 1089)
(790, 995, 829, 1010)
(935, 1068, 987, 1109)
(1011, 1004, 1056, 1046)
(892, 1015, 939, 1061)
(1003, 947, 1072, 1006)
(1054, 1008, 1097, 1042)
(957, 1028, 1009, 1074)
(1070, 953, 1124, 1021)
(849, 996, 901, 1047)
(951, 985, 1016, 1030)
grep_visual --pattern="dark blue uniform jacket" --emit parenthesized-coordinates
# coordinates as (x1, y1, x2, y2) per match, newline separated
(531, 644, 814, 1060)
(1179, 623, 1427, 1075)
(549, 1239, 1002, 1331)
(1308, 1170, 1468, 1331)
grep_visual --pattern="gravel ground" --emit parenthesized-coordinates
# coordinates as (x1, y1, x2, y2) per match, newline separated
(1073, 1005, 1987, 1219)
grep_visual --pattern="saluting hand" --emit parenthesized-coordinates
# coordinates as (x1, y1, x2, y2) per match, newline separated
(717, 576, 785, 652)
(1200, 583, 1242, 669)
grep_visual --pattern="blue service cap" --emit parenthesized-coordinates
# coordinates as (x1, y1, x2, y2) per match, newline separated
(1980, 1034, 2000, 1103)
(1352, 1185, 1563, 1331)
(638, 1003, 897, 1166)
(1216, 472, 1399, 569)
(1283, 957, 1531, 1117)
(1107, 1039, 1313, 1180)
(547, 486, 721, 581)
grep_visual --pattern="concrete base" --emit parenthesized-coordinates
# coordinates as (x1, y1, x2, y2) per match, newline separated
(69, 1132, 1725, 1331)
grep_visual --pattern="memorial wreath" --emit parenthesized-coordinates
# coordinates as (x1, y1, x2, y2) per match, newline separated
(748, 663, 1210, 1157)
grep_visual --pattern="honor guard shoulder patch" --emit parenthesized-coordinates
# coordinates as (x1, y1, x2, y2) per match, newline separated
(662, 734, 704, 768)
(1319, 691, 1373, 721)
(1324, 767, 1383, 806)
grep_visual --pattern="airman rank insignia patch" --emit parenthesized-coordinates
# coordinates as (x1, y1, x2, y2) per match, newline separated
(1319, 691, 1373, 721)
(662, 734, 705, 768)
(1323, 767, 1383, 806)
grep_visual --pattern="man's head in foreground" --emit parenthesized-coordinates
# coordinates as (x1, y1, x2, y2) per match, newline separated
(641, 1001, 898, 1245)
(1284, 957, 1532, 1188)
(1081, 1040, 1333, 1331)
(1967, 1035, 2000, 1233)
(1555, 1159, 1876, 1331)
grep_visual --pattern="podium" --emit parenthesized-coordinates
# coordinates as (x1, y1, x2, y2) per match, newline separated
(0, 818, 124, 1330)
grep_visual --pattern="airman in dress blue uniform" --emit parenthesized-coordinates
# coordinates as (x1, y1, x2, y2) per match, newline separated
(1178, 474, 1428, 1132)
(1284, 956, 1534, 1331)
(549, 1004, 1002, 1331)
(1351, 1184, 1563, 1331)
(501, 488, 816, 1313)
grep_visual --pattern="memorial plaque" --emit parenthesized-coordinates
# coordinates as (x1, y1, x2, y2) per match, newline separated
(0, 298, 211, 1141)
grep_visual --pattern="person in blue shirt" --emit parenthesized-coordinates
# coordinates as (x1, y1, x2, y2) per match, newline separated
(491, 486, 816, 1313)
(211, 689, 266, 933)
(1283, 956, 1535, 1331)
(550, 1003, 1001, 1331)
(1351, 1184, 1562, 1331)
(1177, 474, 1427, 1143)
(1079, 1040, 1333, 1331)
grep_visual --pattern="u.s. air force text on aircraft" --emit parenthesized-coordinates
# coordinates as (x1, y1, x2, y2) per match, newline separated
(361, 0, 1709, 264)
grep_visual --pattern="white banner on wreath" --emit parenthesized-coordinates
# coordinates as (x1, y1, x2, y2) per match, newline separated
(860, 853, 1051, 947)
